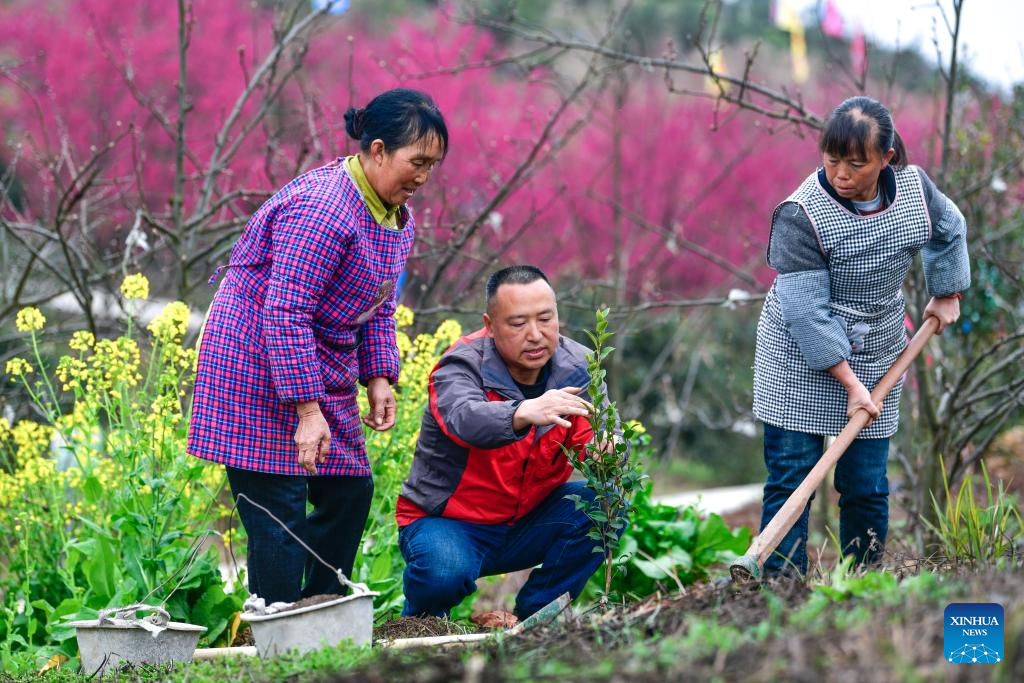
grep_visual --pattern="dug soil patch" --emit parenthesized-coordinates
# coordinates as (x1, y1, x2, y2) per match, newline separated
(373, 616, 482, 641)
(330, 565, 1022, 682)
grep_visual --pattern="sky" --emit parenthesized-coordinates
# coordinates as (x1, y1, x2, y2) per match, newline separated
(791, 0, 1024, 91)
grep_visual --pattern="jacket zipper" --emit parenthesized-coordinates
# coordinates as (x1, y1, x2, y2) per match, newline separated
(509, 429, 534, 523)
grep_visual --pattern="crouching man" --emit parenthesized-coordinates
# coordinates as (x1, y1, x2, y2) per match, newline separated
(396, 265, 611, 621)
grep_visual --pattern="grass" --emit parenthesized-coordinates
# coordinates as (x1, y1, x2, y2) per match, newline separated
(11, 559, 1021, 682)
(924, 459, 1023, 564)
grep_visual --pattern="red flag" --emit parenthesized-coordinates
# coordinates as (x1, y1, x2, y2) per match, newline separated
(821, 0, 844, 38)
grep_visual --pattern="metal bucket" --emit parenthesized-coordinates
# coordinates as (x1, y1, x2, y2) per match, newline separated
(241, 591, 378, 657)
(71, 605, 206, 676)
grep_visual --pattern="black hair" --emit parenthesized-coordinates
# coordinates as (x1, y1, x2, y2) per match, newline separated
(819, 96, 908, 169)
(485, 265, 551, 309)
(344, 88, 448, 158)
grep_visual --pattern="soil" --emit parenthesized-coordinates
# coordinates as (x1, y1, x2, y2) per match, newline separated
(230, 624, 255, 647)
(326, 564, 1023, 682)
(273, 593, 344, 614)
(373, 616, 483, 641)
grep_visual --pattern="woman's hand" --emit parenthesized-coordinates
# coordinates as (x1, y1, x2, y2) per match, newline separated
(923, 296, 961, 334)
(844, 381, 882, 424)
(828, 360, 882, 424)
(363, 377, 396, 431)
(295, 401, 330, 475)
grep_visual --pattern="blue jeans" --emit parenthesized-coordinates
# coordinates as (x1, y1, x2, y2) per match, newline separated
(759, 424, 889, 575)
(226, 466, 373, 603)
(399, 481, 604, 619)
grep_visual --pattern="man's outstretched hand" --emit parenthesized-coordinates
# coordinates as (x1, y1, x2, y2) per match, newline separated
(512, 386, 594, 431)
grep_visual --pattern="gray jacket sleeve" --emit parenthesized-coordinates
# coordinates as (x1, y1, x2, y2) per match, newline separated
(769, 202, 852, 371)
(917, 167, 971, 296)
(430, 355, 525, 449)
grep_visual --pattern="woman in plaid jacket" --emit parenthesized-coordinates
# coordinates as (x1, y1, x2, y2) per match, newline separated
(187, 89, 447, 603)
(752, 96, 970, 575)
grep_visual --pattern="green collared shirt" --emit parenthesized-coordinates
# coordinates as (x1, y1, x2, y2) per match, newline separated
(344, 155, 400, 228)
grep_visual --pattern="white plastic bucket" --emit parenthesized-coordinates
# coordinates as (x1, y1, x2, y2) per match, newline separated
(240, 591, 378, 657)
(71, 605, 206, 675)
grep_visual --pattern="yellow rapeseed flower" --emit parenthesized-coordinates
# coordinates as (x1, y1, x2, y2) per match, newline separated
(0, 474, 15, 507)
(69, 331, 95, 353)
(624, 419, 646, 435)
(396, 331, 413, 358)
(435, 319, 462, 347)
(5, 357, 33, 378)
(15, 307, 45, 333)
(16, 456, 56, 488)
(12, 420, 52, 462)
(57, 356, 89, 391)
(413, 332, 435, 356)
(147, 301, 190, 345)
(53, 414, 76, 433)
(90, 338, 142, 390)
(71, 401, 91, 430)
(394, 305, 415, 330)
(175, 347, 198, 372)
(121, 273, 150, 301)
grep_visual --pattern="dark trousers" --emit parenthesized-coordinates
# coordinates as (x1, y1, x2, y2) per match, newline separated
(399, 481, 605, 619)
(759, 423, 890, 575)
(225, 466, 373, 603)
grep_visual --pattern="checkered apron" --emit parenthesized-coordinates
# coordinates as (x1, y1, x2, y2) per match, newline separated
(753, 167, 931, 438)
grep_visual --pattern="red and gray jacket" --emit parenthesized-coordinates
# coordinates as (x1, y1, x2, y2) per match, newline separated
(395, 328, 596, 527)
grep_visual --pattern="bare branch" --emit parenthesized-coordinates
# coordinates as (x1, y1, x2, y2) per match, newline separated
(193, 0, 342, 218)
(417, 59, 602, 306)
(471, 14, 824, 129)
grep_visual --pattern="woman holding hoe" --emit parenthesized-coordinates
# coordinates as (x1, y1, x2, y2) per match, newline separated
(753, 96, 970, 575)
(188, 88, 447, 603)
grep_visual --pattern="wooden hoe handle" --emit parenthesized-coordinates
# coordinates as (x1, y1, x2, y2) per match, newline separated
(730, 316, 939, 580)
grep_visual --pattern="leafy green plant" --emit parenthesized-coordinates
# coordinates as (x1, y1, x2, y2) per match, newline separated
(813, 556, 898, 602)
(584, 476, 750, 600)
(0, 277, 244, 673)
(563, 308, 647, 597)
(923, 457, 1023, 564)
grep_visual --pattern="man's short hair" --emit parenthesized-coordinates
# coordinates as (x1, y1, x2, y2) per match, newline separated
(485, 265, 551, 310)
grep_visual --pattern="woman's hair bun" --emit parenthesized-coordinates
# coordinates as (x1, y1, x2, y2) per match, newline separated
(344, 106, 365, 140)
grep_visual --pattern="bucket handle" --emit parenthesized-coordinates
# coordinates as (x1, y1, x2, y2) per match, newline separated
(335, 569, 370, 595)
(235, 493, 371, 596)
(98, 604, 170, 636)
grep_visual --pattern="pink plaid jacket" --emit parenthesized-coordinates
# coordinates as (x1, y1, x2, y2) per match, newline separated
(187, 158, 413, 476)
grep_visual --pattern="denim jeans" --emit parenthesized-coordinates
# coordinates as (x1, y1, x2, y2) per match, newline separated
(759, 423, 889, 575)
(399, 481, 604, 619)
(225, 466, 373, 603)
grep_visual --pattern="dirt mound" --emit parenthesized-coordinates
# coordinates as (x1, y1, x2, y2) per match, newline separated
(329, 565, 1022, 682)
(373, 616, 481, 641)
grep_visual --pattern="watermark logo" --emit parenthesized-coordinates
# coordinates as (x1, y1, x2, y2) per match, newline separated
(944, 603, 1003, 663)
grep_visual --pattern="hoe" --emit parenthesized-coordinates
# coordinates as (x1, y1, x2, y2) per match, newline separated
(730, 315, 940, 582)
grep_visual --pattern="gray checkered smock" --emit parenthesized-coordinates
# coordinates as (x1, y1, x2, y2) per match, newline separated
(753, 166, 934, 438)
